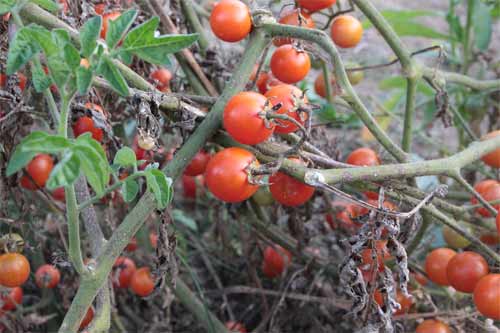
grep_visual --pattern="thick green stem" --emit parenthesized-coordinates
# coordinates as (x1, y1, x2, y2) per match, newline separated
(65, 185, 86, 275)
(58, 96, 71, 137)
(421, 66, 500, 91)
(321, 61, 334, 104)
(462, 0, 474, 74)
(180, 0, 210, 53)
(402, 78, 418, 152)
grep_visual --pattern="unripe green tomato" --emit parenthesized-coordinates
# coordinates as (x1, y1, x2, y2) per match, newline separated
(0, 233, 25, 253)
(442, 225, 471, 249)
(345, 62, 364, 85)
(252, 186, 275, 206)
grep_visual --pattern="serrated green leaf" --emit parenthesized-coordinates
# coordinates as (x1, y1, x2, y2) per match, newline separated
(6, 26, 41, 74)
(64, 44, 81, 69)
(73, 134, 110, 195)
(172, 209, 197, 231)
(31, 0, 59, 13)
(76, 66, 92, 95)
(473, 1, 492, 50)
(97, 55, 129, 96)
(51, 29, 71, 47)
(0, 0, 16, 15)
(81, 16, 102, 58)
(119, 50, 133, 65)
(122, 178, 139, 202)
(31, 60, 52, 92)
(47, 55, 71, 90)
(28, 27, 57, 57)
(106, 9, 137, 49)
(113, 146, 136, 167)
(46, 151, 80, 190)
(20, 134, 72, 153)
(121, 17, 198, 65)
(145, 169, 172, 209)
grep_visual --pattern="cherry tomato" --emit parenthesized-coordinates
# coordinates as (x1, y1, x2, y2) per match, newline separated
(254, 71, 282, 94)
(35, 264, 61, 289)
(94, 3, 105, 15)
(80, 58, 90, 69)
(25, 154, 54, 188)
(223, 91, 274, 145)
(330, 15, 363, 48)
(0, 73, 27, 91)
(72, 116, 104, 142)
(205, 147, 259, 203)
(314, 72, 337, 99)
(416, 319, 451, 333)
(346, 62, 364, 85)
(0, 287, 22, 311)
(252, 186, 275, 206)
(262, 245, 292, 278)
(360, 240, 391, 272)
(150, 68, 172, 92)
(481, 130, 500, 168)
(265, 84, 308, 134)
(125, 238, 137, 252)
(297, 0, 337, 12)
(210, 0, 251, 43)
(79, 307, 94, 330)
(184, 150, 211, 177)
(84, 103, 104, 114)
(358, 199, 396, 217)
(52, 187, 66, 202)
(274, 9, 315, 46)
(112, 257, 136, 288)
(182, 175, 205, 199)
(20, 175, 39, 190)
(411, 271, 428, 286)
(269, 159, 314, 207)
(480, 233, 500, 245)
(149, 232, 158, 248)
(101, 12, 121, 39)
(424, 248, 456, 286)
(446, 251, 489, 293)
(326, 202, 362, 230)
(225, 321, 247, 333)
(130, 267, 155, 297)
(270, 45, 311, 84)
(373, 290, 412, 315)
(0, 253, 30, 287)
(497, 213, 500, 235)
(473, 274, 500, 320)
(471, 179, 500, 217)
(346, 147, 380, 166)
(442, 225, 471, 249)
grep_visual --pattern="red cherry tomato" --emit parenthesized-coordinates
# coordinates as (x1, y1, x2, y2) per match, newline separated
(94, 3, 105, 15)
(112, 257, 137, 288)
(330, 15, 363, 48)
(130, 267, 155, 297)
(297, 0, 337, 12)
(150, 68, 172, 92)
(0, 253, 31, 287)
(473, 181, 500, 217)
(262, 245, 292, 278)
(35, 264, 61, 289)
(101, 12, 121, 39)
(52, 187, 66, 202)
(416, 319, 451, 333)
(274, 9, 315, 46)
(265, 84, 308, 134)
(182, 175, 204, 199)
(0, 287, 22, 311)
(125, 238, 137, 252)
(270, 45, 311, 84)
(269, 159, 314, 207)
(411, 271, 429, 286)
(373, 290, 412, 315)
(183, 150, 210, 177)
(20, 175, 39, 190)
(326, 202, 362, 230)
(223, 91, 274, 145)
(496, 213, 500, 235)
(480, 233, 500, 245)
(210, 0, 251, 43)
(360, 240, 391, 273)
(0, 73, 27, 91)
(446, 251, 489, 293)
(79, 307, 94, 330)
(204, 147, 259, 203)
(25, 154, 54, 188)
(481, 130, 500, 168)
(473, 274, 500, 320)
(346, 147, 380, 166)
(225, 321, 247, 333)
(72, 116, 104, 142)
(314, 72, 337, 99)
(425, 248, 457, 286)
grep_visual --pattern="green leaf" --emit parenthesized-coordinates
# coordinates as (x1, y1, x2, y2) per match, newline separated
(20, 134, 72, 153)
(106, 9, 137, 49)
(97, 55, 129, 96)
(47, 55, 71, 90)
(363, 10, 439, 27)
(145, 169, 172, 209)
(6, 132, 50, 176)
(46, 151, 80, 190)
(172, 209, 197, 231)
(31, 0, 59, 13)
(73, 134, 110, 195)
(122, 178, 139, 202)
(64, 44, 81, 70)
(31, 60, 52, 92)
(6, 26, 41, 74)
(0, 0, 16, 15)
(80, 16, 102, 58)
(113, 147, 136, 167)
(379, 76, 435, 96)
(121, 17, 198, 65)
(51, 29, 71, 47)
(473, 1, 492, 51)
(76, 66, 93, 95)
(29, 27, 57, 57)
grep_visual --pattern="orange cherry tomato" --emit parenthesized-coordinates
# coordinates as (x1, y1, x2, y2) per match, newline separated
(446, 251, 489, 293)
(223, 91, 274, 145)
(297, 0, 337, 12)
(473, 274, 500, 320)
(25, 154, 54, 188)
(269, 159, 314, 207)
(373, 290, 412, 315)
(112, 257, 137, 288)
(346, 147, 380, 166)
(470, 179, 499, 217)
(35, 264, 61, 289)
(416, 319, 451, 333)
(184, 150, 211, 176)
(84, 102, 104, 114)
(0, 287, 22, 311)
(262, 245, 292, 278)
(274, 9, 315, 46)
(265, 84, 307, 134)
(204, 147, 259, 203)
(360, 240, 391, 273)
(130, 267, 155, 297)
(270, 45, 311, 84)
(95, 3, 105, 15)
(330, 15, 363, 48)
(101, 12, 121, 39)
(481, 130, 500, 168)
(150, 68, 172, 92)
(326, 202, 362, 230)
(0, 253, 30, 287)
(425, 248, 457, 286)
(149, 232, 158, 248)
(314, 72, 337, 99)
(210, 0, 252, 43)
(411, 271, 429, 286)
(73, 116, 104, 142)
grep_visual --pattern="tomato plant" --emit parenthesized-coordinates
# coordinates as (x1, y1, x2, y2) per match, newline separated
(35, 264, 61, 289)
(209, 0, 251, 42)
(270, 45, 311, 84)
